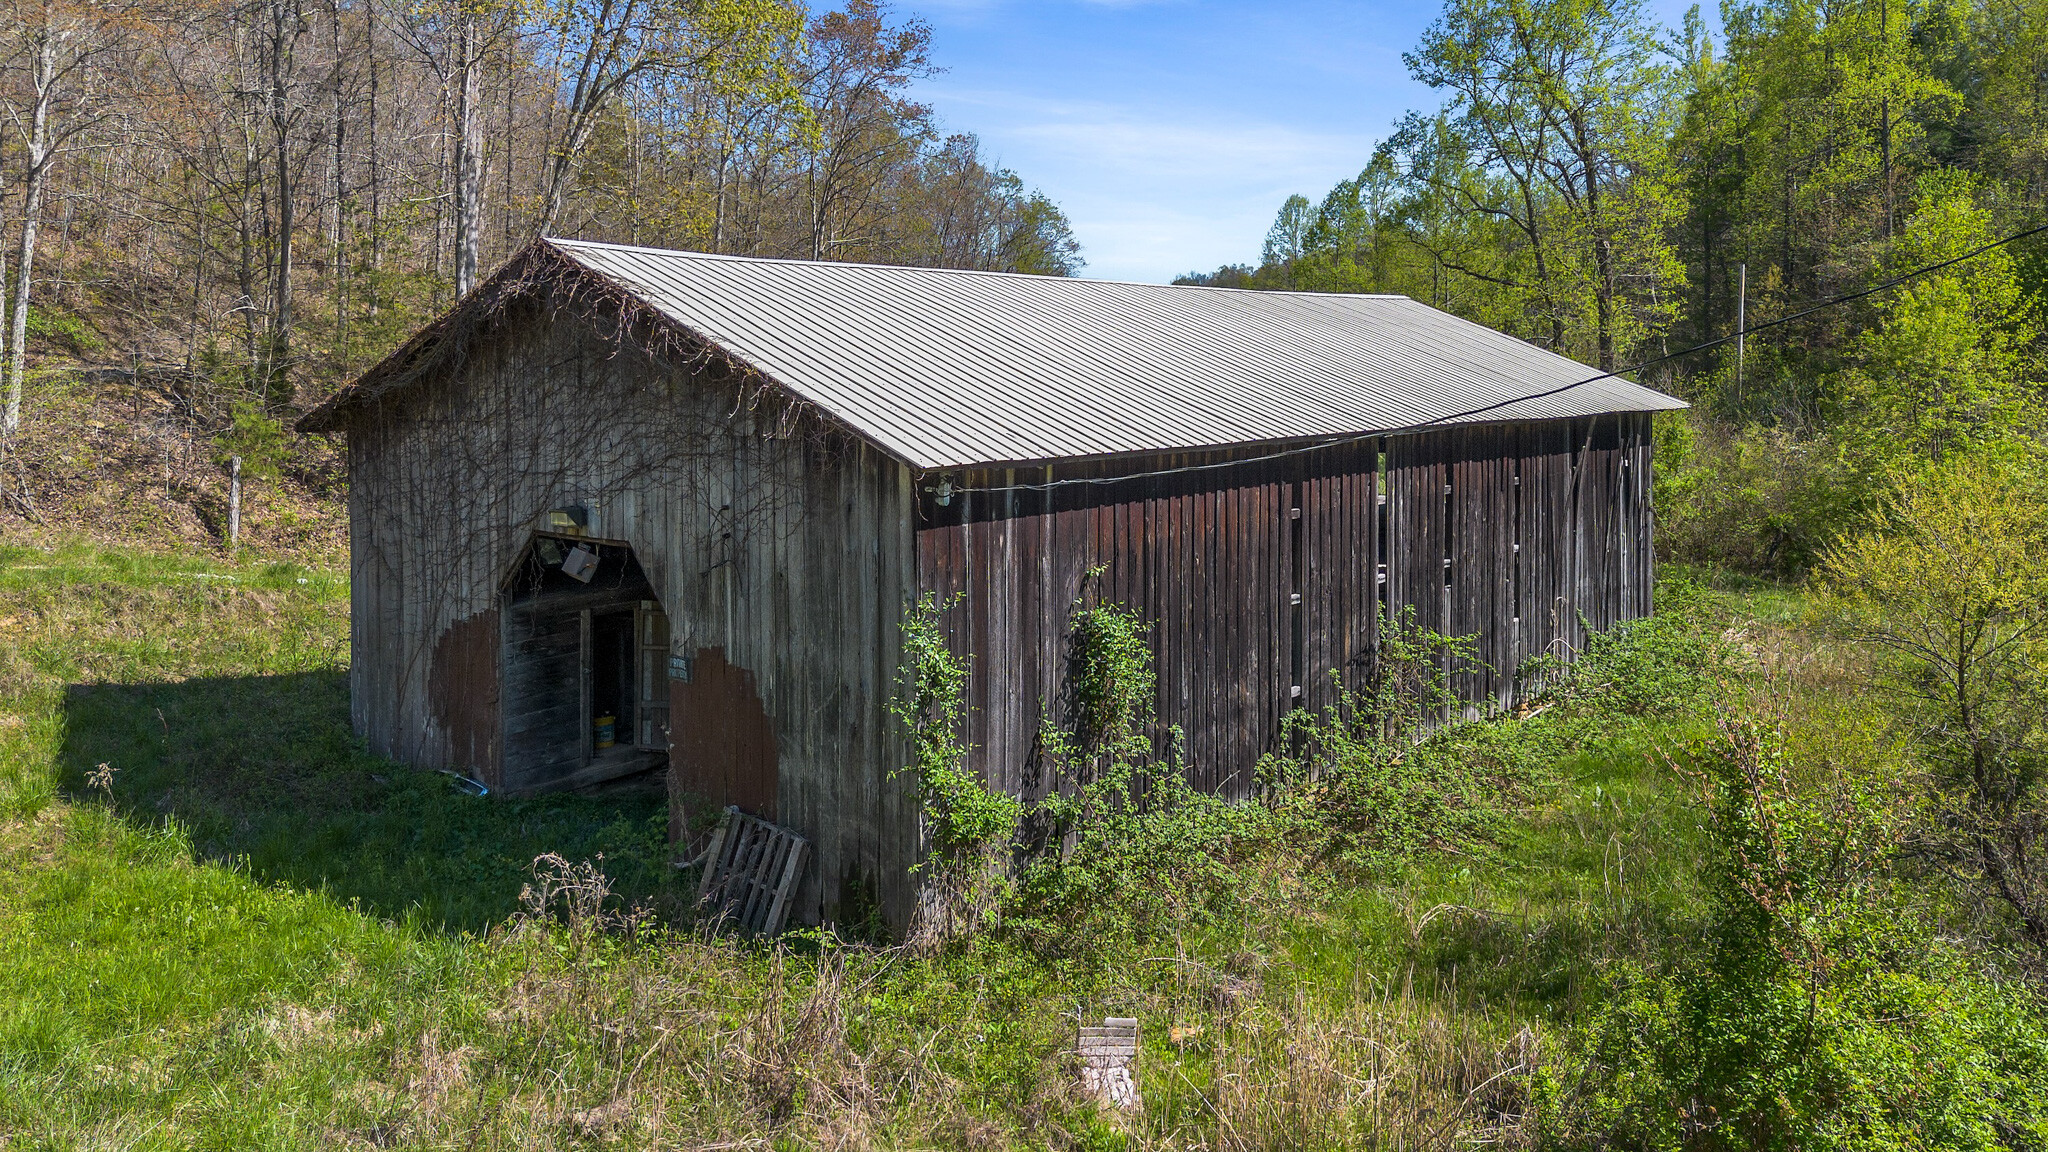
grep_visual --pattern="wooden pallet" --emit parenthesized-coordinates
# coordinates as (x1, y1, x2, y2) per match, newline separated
(695, 806, 810, 935)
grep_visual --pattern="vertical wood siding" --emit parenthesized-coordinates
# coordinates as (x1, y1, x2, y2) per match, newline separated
(918, 412, 1653, 802)
(916, 451, 1303, 801)
(1380, 413, 1652, 708)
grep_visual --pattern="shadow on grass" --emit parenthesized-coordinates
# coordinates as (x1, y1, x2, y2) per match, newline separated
(57, 672, 680, 932)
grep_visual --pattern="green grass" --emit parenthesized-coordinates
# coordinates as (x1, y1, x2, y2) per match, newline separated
(0, 539, 1753, 1148)
(2, 542, 676, 929)
(1274, 728, 1710, 1024)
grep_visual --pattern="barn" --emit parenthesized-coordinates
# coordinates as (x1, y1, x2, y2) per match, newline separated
(298, 238, 1685, 928)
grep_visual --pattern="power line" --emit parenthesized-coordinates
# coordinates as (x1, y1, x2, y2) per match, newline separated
(942, 219, 2048, 499)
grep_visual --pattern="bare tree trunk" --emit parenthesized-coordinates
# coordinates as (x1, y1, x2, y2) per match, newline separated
(431, 75, 447, 291)
(265, 0, 300, 406)
(329, 0, 347, 363)
(240, 117, 259, 374)
(366, 40, 380, 314)
(184, 198, 205, 377)
(534, 0, 649, 239)
(712, 106, 730, 252)
(502, 63, 515, 252)
(6, 28, 58, 438)
(453, 10, 482, 296)
(0, 140, 11, 440)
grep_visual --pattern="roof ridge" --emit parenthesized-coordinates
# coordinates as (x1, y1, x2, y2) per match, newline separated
(543, 237, 1409, 299)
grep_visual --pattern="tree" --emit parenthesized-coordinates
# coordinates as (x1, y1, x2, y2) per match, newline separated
(0, 0, 1082, 459)
(1673, 0, 1964, 422)
(886, 133, 1080, 275)
(1837, 174, 2039, 473)
(1260, 193, 1312, 284)
(0, 0, 122, 435)
(797, 0, 933, 261)
(1818, 458, 2048, 952)
(384, 0, 519, 298)
(258, 0, 308, 401)
(1401, 0, 1685, 368)
(527, 0, 802, 239)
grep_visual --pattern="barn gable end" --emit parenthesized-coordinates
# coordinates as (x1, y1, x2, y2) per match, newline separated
(340, 290, 919, 928)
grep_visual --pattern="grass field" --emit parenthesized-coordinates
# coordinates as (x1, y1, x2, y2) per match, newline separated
(0, 541, 1733, 1148)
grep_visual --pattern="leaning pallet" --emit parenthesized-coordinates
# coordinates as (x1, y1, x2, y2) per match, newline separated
(695, 806, 810, 936)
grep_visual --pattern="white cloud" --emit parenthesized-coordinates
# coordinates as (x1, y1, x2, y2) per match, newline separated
(934, 89, 1375, 177)
(921, 87, 1383, 281)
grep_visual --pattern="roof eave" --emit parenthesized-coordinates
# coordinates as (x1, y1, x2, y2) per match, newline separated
(906, 398, 1688, 473)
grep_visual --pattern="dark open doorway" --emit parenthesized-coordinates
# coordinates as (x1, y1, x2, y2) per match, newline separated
(500, 535, 670, 794)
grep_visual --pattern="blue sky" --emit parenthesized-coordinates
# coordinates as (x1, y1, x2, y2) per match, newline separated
(906, 0, 1708, 283)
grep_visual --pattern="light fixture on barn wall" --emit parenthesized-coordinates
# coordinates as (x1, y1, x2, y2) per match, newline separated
(546, 505, 591, 534)
(927, 477, 956, 507)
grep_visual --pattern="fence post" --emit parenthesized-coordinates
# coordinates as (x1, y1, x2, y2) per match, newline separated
(228, 454, 241, 548)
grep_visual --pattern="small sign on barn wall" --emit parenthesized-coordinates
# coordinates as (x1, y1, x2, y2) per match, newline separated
(560, 545, 599, 583)
(669, 653, 694, 683)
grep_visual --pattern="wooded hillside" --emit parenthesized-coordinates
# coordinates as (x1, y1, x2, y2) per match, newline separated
(0, 0, 1078, 548)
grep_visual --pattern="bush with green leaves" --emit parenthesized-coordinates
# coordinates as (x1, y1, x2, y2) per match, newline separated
(1525, 576, 1731, 725)
(1816, 456, 2048, 956)
(1269, 594, 1733, 880)
(1261, 607, 1523, 877)
(213, 399, 291, 483)
(898, 576, 1741, 958)
(1653, 413, 1864, 578)
(890, 593, 1024, 944)
(1537, 699, 2048, 1151)
(1009, 591, 1295, 956)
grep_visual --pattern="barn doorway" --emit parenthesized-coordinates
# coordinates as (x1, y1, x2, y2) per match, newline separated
(499, 535, 671, 794)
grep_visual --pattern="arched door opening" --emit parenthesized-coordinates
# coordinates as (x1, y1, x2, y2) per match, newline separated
(500, 535, 670, 794)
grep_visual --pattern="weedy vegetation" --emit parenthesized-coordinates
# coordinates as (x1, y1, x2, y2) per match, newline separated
(3, 525, 2048, 1149)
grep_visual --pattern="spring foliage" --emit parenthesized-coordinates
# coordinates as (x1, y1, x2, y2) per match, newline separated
(1541, 700, 2048, 1150)
(1818, 459, 2048, 950)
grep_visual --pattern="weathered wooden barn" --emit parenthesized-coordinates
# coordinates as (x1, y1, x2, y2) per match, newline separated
(299, 238, 1685, 928)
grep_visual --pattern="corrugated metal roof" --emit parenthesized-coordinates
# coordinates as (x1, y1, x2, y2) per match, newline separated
(322, 237, 1686, 468)
(548, 239, 1683, 470)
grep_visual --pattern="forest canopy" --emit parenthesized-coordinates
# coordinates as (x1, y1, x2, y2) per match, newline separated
(0, 0, 1081, 427)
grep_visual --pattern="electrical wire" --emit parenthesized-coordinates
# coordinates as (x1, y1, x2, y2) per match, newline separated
(938, 219, 2048, 498)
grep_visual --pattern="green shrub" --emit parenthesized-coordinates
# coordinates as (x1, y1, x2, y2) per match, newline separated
(1269, 608, 1521, 877)
(1814, 456, 2048, 956)
(1538, 700, 2048, 1150)
(892, 593, 1022, 861)
(1009, 590, 1295, 956)
(22, 306, 105, 354)
(890, 593, 1024, 944)
(1655, 413, 1861, 577)
(213, 399, 291, 482)
(1272, 594, 1732, 881)
(902, 576, 1739, 961)
(1526, 576, 1731, 724)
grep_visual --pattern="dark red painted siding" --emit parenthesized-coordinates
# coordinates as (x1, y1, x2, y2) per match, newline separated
(915, 414, 1654, 800)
